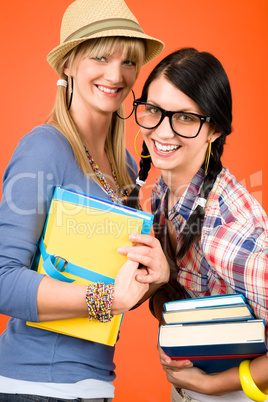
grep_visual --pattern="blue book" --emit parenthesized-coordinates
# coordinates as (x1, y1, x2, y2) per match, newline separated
(159, 319, 267, 374)
(164, 293, 248, 312)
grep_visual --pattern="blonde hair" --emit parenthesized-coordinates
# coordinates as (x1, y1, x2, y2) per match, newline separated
(47, 37, 145, 190)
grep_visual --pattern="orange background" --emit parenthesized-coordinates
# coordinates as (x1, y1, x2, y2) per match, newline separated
(0, 1, 268, 401)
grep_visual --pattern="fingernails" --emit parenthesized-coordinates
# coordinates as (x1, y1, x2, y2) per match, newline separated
(183, 362, 193, 367)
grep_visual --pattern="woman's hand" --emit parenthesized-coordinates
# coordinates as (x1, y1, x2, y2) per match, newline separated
(118, 233, 170, 285)
(164, 364, 212, 394)
(158, 344, 219, 394)
(157, 344, 242, 396)
(158, 344, 193, 371)
(111, 258, 149, 315)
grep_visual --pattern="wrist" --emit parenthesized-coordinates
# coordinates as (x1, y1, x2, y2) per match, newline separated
(86, 283, 114, 322)
(239, 360, 268, 402)
(111, 287, 127, 315)
(194, 372, 217, 395)
(198, 369, 240, 396)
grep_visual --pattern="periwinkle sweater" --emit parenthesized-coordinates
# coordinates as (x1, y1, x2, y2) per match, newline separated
(0, 124, 137, 383)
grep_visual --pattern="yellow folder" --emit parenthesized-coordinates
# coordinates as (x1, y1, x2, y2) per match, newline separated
(27, 187, 153, 346)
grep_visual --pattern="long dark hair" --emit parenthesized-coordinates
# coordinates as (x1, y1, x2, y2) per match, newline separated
(126, 47, 232, 259)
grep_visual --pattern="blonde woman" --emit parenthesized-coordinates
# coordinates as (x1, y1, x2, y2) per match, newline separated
(0, 1, 168, 401)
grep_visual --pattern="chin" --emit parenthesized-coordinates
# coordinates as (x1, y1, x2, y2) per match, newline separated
(151, 160, 171, 172)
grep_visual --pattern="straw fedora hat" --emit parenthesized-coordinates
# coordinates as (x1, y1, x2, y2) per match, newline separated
(47, 0, 165, 73)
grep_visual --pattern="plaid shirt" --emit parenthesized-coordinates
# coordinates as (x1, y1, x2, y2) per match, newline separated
(152, 167, 268, 324)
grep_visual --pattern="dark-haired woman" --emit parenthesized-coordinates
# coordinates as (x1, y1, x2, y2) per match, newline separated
(118, 48, 268, 401)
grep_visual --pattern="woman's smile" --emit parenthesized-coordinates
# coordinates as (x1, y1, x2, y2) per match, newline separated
(153, 139, 181, 156)
(96, 84, 123, 96)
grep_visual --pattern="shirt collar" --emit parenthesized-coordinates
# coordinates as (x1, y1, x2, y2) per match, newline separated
(153, 167, 206, 222)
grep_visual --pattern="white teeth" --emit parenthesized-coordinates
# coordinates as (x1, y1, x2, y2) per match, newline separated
(98, 85, 119, 94)
(155, 141, 179, 153)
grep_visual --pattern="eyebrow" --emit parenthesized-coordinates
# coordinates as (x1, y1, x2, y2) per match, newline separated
(146, 100, 200, 114)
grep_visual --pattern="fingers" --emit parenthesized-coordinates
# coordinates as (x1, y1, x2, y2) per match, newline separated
(129, 233, 157, 246)
(117, 244, 150, 259)
(118, 245, 158, 270)
(118, 240, 162, 266)
(117, 234, 158, 256)
(117, 245, 138, 256)
(161, 356, 193, 371)
(117, 258, 139, 276)
(112, 262, 149, 315)
(135, 267, 153, 283)
(136, 272, 155, 284)
(164, 360, 194, 371)
(118, 234, 169, 285)
(158, 346, 172, 364)
(157, 344, 193, 369)
(127, 251, 153, 266)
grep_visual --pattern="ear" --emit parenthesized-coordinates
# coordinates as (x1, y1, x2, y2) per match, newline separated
(210, 126, 222, 143)
(63, 60, 70, 77)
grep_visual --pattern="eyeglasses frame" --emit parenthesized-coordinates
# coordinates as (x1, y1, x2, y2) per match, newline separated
(133, 99, 214, 139)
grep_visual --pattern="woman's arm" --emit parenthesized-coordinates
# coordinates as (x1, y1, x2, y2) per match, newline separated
(0, 128, 149, 323)
(161, 354, 268, 396)
(37, 258, 149, 321)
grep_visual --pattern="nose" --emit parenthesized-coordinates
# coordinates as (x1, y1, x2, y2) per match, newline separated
(154, 116, 176, 139)
(105, 62, 123, 84)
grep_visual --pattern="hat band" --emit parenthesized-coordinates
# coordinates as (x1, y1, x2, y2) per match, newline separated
(64, 18, 145, 43)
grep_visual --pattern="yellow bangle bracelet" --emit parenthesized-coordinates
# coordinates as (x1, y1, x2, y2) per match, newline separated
(239, 360, 268, 402)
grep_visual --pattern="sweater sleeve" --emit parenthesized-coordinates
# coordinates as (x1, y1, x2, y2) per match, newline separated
(0, 126, 70, 322)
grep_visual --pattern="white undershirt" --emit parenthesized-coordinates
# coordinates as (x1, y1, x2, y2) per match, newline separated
(186, 389, 253, 401)
(0, 376, 114, 399)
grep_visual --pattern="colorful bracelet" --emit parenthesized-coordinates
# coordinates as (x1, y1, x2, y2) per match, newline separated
(86, 283, 114, 323)
(239, 360, 268, 402)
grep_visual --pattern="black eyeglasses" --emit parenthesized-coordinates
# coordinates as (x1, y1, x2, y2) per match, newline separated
(133, 99, 213, 139)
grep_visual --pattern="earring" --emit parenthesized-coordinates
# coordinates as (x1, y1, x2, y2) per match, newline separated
(66, 76, 73, 110)
(205, 139, 211, 174)
(116, 90, 135, 120)
(134, 130, 151, 158)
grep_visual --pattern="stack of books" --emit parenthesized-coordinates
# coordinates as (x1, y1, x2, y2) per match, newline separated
(159, 294, 267, 373)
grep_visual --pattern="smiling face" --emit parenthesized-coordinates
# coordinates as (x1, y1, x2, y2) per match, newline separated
(65, 49, 137, 118)
(141, 75, 221, 184)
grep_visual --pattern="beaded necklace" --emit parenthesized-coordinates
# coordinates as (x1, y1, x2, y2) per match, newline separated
(84, 146, 126, 204)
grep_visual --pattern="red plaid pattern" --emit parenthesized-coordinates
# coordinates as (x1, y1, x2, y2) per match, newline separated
(152, 167, 268, 325)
